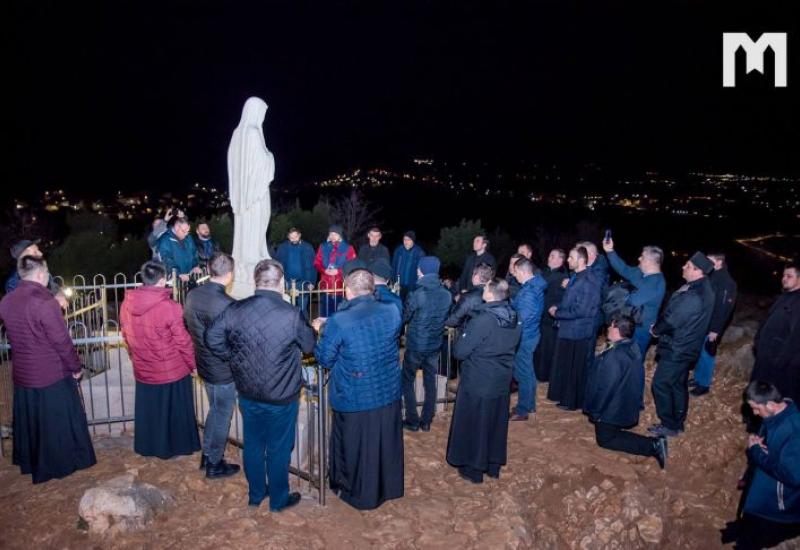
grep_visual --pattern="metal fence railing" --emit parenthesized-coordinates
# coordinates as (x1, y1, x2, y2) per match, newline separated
(0, 272, 456, 507)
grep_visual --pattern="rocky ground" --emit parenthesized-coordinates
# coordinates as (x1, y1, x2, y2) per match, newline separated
(0, 304, 796, 549)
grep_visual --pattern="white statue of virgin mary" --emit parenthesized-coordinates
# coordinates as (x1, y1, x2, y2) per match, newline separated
(228, 97, 274, 298)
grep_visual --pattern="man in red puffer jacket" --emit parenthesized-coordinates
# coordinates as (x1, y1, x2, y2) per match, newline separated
(120, 260, 200, 459)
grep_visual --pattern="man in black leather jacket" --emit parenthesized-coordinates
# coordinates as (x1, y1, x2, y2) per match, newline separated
(183, 252, 239, 479)
(648, 252, 715, 437)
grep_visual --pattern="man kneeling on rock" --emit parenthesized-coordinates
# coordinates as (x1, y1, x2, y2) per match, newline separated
(721, 380, 800, 549)
(584, 314, 668, 469)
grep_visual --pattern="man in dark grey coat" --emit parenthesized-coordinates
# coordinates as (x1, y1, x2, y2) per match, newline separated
(184, 252, 239, 478)
(648, 252, 715, 437)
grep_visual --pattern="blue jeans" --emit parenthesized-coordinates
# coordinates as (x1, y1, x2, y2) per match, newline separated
(239, 397, 298, 510)
(202, 381, 237, 464)
(633, 327, 651, 362)
(513, 337, 539, 415)
(402, 350, 439, 425)
(694, 338, 715, 388)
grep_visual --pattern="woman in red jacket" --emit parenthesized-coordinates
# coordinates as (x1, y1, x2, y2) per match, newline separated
(121, 261, 200, 459)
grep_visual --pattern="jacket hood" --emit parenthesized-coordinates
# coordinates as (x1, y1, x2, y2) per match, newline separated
(417, 273, 442, 288)
(483, 301, 518, 328)
(124, 286, 173, 316)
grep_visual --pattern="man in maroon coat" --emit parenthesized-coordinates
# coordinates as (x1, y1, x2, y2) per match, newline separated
(0, 255, 96, 483)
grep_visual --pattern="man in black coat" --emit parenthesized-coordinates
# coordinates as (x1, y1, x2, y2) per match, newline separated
(535, 249, 569, 381)
(648, 252, 715, 437)
(751, 263, 800, 403)
(585, 314, 668, 468)
(691, 252, 737, 396)
(446, 278, 521, 483)
(357, 227, 391, 268)
(184, 252, 239, 478)
(456, 234, 497, 294)
(205, 259, 315, 512)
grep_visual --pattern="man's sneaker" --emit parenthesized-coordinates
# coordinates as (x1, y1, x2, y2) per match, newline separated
(509, 413, 529, 422)
(199, 454, 208, 470)
(690, 386, 710, 397)
(688, 378, 698, 388)
(402, 420, 420, 432)
(647, 423, 664, 434)
(206, 459, 241, 479)
(650, 425, 680, 438)
(419, 422, 431, 432)
(271, 492, 302, 513)
(653, 436, 668, 470)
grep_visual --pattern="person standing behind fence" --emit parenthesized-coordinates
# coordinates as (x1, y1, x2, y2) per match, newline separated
(313, 269, 404, 510)
(314, 225, 356, 316)
(392, 230, 425, 302)
(447, 278, 521, 484)
(358, 227, 391, 268)
(276, 227, 317, 312)
(194, 222, 221, 270)
(0, 255, 96, 483)
(157, 217, 201, 283)
(120, 261, 200, 460)
(402, 256, 452, 432)
(546, 246, 602, 411)
(183, 252, 240, 479)
(205, 259, 314, 511)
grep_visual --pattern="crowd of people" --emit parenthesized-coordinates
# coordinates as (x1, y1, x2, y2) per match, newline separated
(1, 219, 798, 547)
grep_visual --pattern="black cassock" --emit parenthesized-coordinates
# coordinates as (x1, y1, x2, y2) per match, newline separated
(13, 376, 97, 484)
(446, 301, 521, 482)
(329, 399, 404, 510)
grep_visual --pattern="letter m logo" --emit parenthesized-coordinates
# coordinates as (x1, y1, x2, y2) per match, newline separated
(722, 33, 787, 87)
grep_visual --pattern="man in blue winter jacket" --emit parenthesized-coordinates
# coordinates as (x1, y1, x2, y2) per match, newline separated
(313, 269, 404, 511)
(392, 230, 425, 301)
(721, 380, 800, 548)
(509, 258, 547, 421)
(602, 238, 666, 360)
(401, 256, 452, 432)
(156, 217, 200, 282)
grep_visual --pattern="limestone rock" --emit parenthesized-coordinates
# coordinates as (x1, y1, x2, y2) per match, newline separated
(637, 514, 664, 544)
(78, 474, 173, 535)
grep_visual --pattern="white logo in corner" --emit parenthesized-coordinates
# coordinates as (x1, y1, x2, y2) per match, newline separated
(723, 33, 787, 87)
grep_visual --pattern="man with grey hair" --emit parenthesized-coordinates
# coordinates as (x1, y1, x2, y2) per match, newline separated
(184, 252, 240, 478)
(206, 259, 315, 511)
(602, 238, 667, 362)
(314, 268, 404, 510)
(0, 255, 96, 483)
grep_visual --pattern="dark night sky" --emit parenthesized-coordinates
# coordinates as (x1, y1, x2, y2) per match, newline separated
(3, 1, 800, 198)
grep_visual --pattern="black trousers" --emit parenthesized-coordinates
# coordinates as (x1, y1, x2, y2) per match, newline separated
(594, 422, 655, 457)
(721, 514, 800, 549)
(652, 359, 690, 431)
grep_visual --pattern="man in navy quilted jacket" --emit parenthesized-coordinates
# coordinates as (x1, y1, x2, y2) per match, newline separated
(314, 268, 404, 510)
(205, 259, 315, 512)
